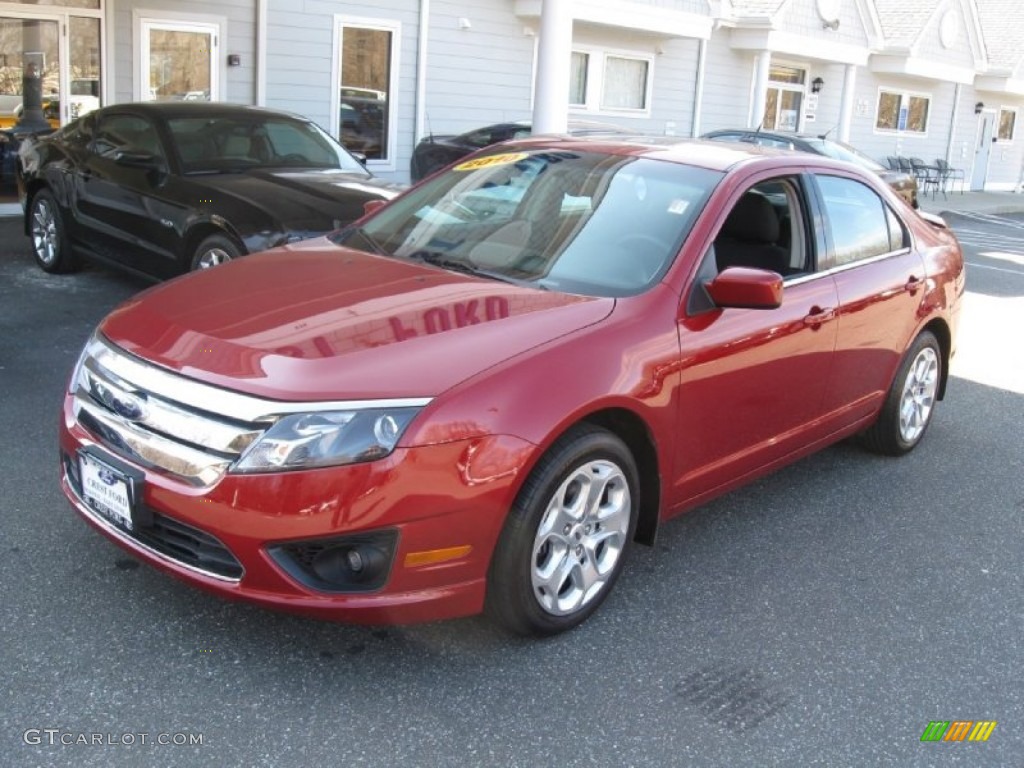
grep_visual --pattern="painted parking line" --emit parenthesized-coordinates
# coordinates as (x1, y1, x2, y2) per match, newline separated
(966, 261, 1024, 275)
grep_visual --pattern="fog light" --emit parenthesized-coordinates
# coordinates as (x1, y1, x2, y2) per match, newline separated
(346, 548, 364, 573)
(269, 530, 398, 593)
(312, 545, 385, 585)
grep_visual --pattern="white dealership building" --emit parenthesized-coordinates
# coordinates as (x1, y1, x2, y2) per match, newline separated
(1, 0, 1022, 188)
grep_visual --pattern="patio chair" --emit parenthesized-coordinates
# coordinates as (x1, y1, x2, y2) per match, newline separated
(934, 158, 965, 195)
(896, 156, 913, 174)
(909, 158, 943, 200)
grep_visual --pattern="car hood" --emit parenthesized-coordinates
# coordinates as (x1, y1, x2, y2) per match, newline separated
(99, 239, 613, 401)
(196, 169, 405, 230)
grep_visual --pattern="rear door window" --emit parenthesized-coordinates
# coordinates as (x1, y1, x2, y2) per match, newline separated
(816, 175, 896, 267)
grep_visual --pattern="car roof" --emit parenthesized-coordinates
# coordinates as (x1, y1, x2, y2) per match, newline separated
(94, 101, 310, 122)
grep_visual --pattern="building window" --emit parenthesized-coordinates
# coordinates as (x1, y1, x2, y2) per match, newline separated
(602, 56, 648, 110)
(762, 65, 805, 132)
(138, 18, 220, 102)
(875, 90, 930, 134)
(569, 52, 588, 106)
(568, 48, 652, 116)
(334, 17, 399, 167)
(998, 107, 1017, 141)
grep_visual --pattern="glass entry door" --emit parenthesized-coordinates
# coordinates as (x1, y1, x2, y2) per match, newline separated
(0, 17, 61, 130)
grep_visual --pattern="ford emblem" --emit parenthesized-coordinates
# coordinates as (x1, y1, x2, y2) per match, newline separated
(95, 381, 148, 421)
(111, 393, 146, 420)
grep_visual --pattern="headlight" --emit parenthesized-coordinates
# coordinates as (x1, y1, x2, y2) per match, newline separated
(68, 333, 100, 394)
(233, 407, 421, 472)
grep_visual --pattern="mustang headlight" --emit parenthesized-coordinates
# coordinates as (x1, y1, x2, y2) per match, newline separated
(233, 407, 421, 472)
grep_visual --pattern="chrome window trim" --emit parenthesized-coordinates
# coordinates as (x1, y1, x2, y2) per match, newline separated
(784, 247, 913, 286)
(88, 334, 432, 421)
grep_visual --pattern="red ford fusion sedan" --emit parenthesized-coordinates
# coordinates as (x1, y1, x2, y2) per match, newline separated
(59, 137, 965, 636)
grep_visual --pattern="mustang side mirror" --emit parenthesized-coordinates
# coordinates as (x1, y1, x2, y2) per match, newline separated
(706, 266, 783, 309)
(363, 199, 387, 216)
(113, 149, 162, 169)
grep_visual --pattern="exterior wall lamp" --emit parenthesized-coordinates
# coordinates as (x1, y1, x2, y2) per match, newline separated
(974, 101, 985, 114)
(811, 77, 824, 94)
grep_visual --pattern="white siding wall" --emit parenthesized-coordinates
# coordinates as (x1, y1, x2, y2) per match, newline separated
(698, 37, 756, 132)
(265, 0, 420, 182)
(422, 0, 536, 137)
(112, 0, 256, 104)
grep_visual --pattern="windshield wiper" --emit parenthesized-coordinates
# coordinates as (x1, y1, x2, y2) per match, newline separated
(340, 226, 389, 256)
(409, 250, 544, 289)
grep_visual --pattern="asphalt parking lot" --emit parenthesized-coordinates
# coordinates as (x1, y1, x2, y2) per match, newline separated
(2, 212, 1022, 767)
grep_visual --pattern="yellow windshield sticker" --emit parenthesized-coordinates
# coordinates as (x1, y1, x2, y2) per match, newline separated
(453, 152, 529, 171)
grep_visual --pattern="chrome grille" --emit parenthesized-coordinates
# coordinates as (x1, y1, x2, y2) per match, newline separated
(70, 334, 432, 488)
(71, 335, 269, 488)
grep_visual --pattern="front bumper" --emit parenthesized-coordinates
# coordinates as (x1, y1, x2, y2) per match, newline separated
(60, 396, 534, 625)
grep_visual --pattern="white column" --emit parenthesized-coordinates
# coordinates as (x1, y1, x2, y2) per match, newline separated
(532, 0, 572, 135)
(749, 50, 771, 129)
(691, 38, 708, 137)
(837, 64, 857, 143)
(415, 0, 431, 142)
(256, 0, 267, 106)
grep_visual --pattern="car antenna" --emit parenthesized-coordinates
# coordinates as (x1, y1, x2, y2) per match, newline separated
(818, 126, 835, 140)
(426, 111, 434, 143)
(754, 118, 764, 135)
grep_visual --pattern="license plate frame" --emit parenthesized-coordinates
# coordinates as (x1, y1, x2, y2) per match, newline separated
(78, 449, 143, 531)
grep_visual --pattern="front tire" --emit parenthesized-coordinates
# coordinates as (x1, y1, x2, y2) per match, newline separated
(190, 233, 242, 271)
(486, 425, 639, 636)
(861, 330, 942, 456)
(29, 189, 76, 273)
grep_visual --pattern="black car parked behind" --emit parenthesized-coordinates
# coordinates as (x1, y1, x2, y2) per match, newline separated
(702, 128, 919, 209)
(18, 102, 403, 280)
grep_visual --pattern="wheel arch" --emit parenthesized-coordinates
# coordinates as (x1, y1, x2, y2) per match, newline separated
(921, 317, 952, 400)
(578, 407, 661, 547)
(22, 179, 54, 235)
(180, 222, 246, 269)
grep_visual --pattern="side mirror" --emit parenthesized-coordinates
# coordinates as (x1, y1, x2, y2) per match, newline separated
(114, 149, 162, 169)
(706, 266, 783, 309)
(362, 198, 387, 216)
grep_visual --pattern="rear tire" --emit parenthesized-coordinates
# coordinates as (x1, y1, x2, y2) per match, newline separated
(861, 330, 942, 456)
(29, 189, 77, 274)
(486, 425, 639, 637)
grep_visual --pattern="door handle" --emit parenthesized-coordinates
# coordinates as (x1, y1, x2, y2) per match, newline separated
(803, 306, 835, 327)
(905, 276, 923, 295)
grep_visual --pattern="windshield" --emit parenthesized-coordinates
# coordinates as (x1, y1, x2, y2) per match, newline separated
(331, 148, 720, 297)
(803, 138, 886, 171)
(168, 115, 371, 176)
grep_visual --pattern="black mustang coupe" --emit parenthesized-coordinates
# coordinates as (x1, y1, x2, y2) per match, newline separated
(17, 102, 404, 279)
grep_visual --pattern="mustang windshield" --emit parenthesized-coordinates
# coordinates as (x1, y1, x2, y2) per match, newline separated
(169, 115, 370, 176)
(333, 148, 721, 297)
